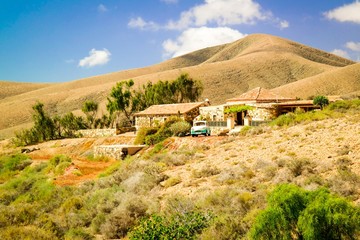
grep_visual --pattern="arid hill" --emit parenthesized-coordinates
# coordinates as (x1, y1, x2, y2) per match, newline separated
(0, 81, 50, 100)
(0, 33, 357, 138)
(273, 63, 360, 99)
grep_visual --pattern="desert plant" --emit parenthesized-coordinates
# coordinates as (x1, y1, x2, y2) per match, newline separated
(82, 100, 98, 128)
(169, 120, 191, 136)
(65, 228, 94, 240)
(129, 211, 212, 239)
(134, 127, 159, 145)
(313, 95, 329, 109)
(101, 196, 148, 239)
(249, 184, 360, 240)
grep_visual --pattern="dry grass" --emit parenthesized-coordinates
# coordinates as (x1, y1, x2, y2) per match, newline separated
(0, 33, 357, 138)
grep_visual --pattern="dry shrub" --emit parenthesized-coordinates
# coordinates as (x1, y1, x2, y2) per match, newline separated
(164, 195, 195, 216)
(162, 176, 182, 188)
(199, 215, 249, 240)
(216, 168, 242, 185)
(64, 228, 94, 240)
(154, 153, 188, 167)
(336, 145, 350, 156)
(192, 165, 221, 178)
(0, 225, 57, 240)
(101, 196, 148, 239)
(286, 157, 315, 177)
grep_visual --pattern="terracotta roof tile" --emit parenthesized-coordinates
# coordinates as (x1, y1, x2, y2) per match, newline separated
(134, 102, 205, 116)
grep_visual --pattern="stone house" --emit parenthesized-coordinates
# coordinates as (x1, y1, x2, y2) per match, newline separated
(199, 87, 319, 128)
(134, 101, 210, 129)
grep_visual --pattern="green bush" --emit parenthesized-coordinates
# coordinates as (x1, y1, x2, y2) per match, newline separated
(249, 184, 360, 240)
(313, 95, 329, 109)
(140, 117, 186, 145)
(65, 228, 94, 240)
(0, 225, 57, 240)
(134, 127, 159, 145)
(327, 99, 360, 112)
(270, 112, 296, 126)
(47, 154, 72, 175)
(168, 121, 191, 136)
(0, 154, 32, 183)
(129, 211, 212, 239)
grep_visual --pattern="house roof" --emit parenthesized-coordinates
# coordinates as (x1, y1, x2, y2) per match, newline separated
(134, 102, 206, 116)
(226, 87, 296, 103)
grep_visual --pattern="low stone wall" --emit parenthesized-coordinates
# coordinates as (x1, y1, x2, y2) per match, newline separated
(94, 144, 146, 160)
(78, 129, 116, 138)
(210, 127, 229, 136)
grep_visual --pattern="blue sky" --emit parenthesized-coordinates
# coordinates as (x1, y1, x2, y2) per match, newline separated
(1, 0, 359, 83)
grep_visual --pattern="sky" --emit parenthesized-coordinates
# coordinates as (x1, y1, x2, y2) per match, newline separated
(1, 0, 359, 83)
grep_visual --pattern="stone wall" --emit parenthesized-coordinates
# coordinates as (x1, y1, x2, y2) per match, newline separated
(198, 105, 225, 121)
(78, 129, 116, 138)
(94, 144, 145, 160)
(248, 107, 277, 121)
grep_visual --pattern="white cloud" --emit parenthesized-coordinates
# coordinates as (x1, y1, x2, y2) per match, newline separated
(78, 49, 111, 68)
(97, 4, 108, 13)
(279, 20, 289, 29)
(331, 49, 350, 59)
(128, 17, 160, 31)
(162, 27, 246, 57)
(324, 1, 360, 24)
(160, 0, 178, 4)
(346, 41, 360, 52)
(166, 0, 270, 30)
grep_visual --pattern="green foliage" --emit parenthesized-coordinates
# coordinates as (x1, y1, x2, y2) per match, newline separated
(47, 154, 72, 176)
(107, 79, 135, 123)
(0, 225, 58, 240)
(249, 184, 360, 240)
(65, 228, 94, 240)
(82, 100, 98, 128)
(0, 154, 32, 183)
(313, 95, 329, 109)
(132, 73, 203, 112)
(14, 102, 87, 146)
(141, 117, 189, 145)
(59, 112, 86, 137)
(327, 99, 360, 112)
(129, 211, 212, 239)
(32, 102, 56, 141)
(298, 189, 360, 240)
(224, 105, 254, 114)
(270, 110, 331, 127)
(134, 127, 159, 145)
(168, 121, 191, 137)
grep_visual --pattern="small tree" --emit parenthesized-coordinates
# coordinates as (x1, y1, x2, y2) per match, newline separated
(313, 95, 329, 109)
(82, 100, 98, 128)
(32, 102, 56, 141)
(107, 79, 135, 125)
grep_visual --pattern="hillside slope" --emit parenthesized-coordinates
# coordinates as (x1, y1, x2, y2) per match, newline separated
(0, 34, 356, 138)
(273, 63, 360, 99)
(0, 81, 50, 100)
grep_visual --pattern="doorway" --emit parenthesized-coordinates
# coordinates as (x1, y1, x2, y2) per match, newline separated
(236, 111, 247, 125)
